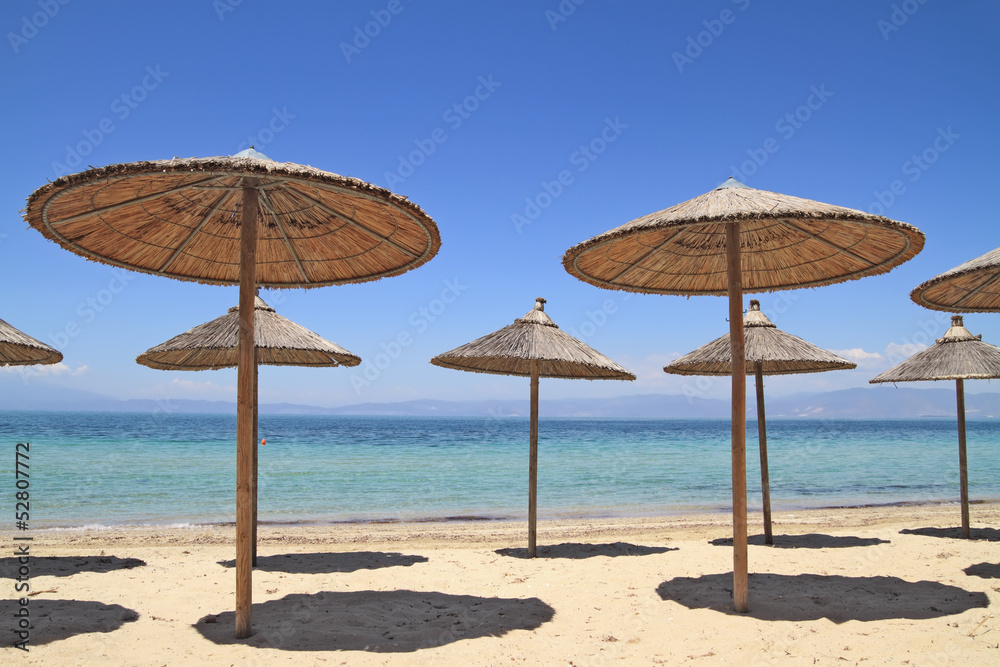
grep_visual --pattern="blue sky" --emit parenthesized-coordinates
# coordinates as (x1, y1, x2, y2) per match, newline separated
(2, 0, 998, 407)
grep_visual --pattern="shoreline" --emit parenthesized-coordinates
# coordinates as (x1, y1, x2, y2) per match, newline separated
(11, 500, 999, 549)
(24, 495, 1000, 533)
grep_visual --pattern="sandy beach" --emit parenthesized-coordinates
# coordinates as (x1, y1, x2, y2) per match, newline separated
(3, 502, 998, 665)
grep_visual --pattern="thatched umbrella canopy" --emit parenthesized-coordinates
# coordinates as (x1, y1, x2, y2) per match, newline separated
(25, 148, 439, 638)
(664, 299, 856, 544)
(911, 246, 1000, 313)
(430, 297, 635, 557)
(137, 296, 360, 370)
(137, 295, 359, 564)
(564, 177, 923, 612)
(871, 315, 1000, 538)
(0, 318, 62, 366)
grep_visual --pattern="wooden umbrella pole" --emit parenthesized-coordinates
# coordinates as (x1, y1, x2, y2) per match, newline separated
(252, 357, 258, 566)
(235, 181, 259, 639)
(756, 365, 772, 545)
(528, 360, 540, 558)
(726, 221, 749, 613)
(956, 378, 970, 539)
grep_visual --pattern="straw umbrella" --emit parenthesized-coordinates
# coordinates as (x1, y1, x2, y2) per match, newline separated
(430, 297, 635, 558)
(136, 295, 359, 370)
(870, 315, 1000, 538)
(663, 299, 856, 545)
(563, 177, 923, 611)
(911, 246, 1000, 313)
(137, 295, 360, 563)
(0, 318, 62, 366)
(24, 148, 439, 637)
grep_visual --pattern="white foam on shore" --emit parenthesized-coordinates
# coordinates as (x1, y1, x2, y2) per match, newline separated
(42, 522, 209, 532)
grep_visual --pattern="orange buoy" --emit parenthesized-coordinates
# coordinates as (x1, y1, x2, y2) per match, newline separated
(261, 438, 266, 446)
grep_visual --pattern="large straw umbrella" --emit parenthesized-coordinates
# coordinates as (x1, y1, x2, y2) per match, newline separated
(136, 295, 360, 564)
(563, 177, 923, 611)
(0, 318, 62, 366)
(24, 148, 439, 637)
(911, 246, 1000, 313)
(430, 297, 635, 558)
(870, 315, 1000, 538)
(663, 299, 856, 545)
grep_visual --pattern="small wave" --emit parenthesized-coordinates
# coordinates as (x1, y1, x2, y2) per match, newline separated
(41, 521, 213, 532)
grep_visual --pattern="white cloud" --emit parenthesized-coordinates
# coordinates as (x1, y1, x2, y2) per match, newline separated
(1, 362, 88, 377)
(831, 348, 882, 362)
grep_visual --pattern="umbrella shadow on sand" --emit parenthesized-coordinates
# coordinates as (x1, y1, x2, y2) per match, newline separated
(0, 599, 138, 645)
(194, 590, 555, 652)
(0, 555, 146, 579)
(708, 534, 889, 549)
(216, 551, 427, 574)
(964, 563, 1000, 579)
(656, 573, 988, 622)
(496, 542, 677, 559)
(900, 527, 1000, 542)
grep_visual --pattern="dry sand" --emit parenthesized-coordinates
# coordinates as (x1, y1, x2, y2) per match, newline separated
(3, 502, 998, 665)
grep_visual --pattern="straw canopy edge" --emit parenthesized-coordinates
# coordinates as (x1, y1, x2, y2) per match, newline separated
(663, 300, 856, 376)
(24, 152, 441, 289)
(136, 296, 360, 370)
(911, 246, 1000, 313)
(0, 318, 63, 366)
(870, 316, 1000, 383)
(430, 298, 635, 380)
(563, 179, 924, 296)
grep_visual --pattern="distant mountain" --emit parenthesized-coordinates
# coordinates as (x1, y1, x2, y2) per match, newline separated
(3, 379, 999, 419)
(317, 388, 1000, 419)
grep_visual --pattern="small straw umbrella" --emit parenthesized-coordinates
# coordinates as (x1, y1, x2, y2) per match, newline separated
(911, 246, 1000, 313)
(563, 177, 923, 611)
(870, 315, 1000, 538)
(136, 295, 360, 563)
(25, 148, 439, 638)
(663, 299, 856, 545)
(430, 297, 635, 558)
(0, 318, 62, 366)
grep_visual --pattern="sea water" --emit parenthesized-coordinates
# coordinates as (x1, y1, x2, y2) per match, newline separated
(2, 411, 998, 529)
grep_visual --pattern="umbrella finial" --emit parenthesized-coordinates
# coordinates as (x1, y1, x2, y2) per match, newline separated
(717, 176, 751, 190)
(233, 147, 272, 161)
(534, 297, 546, 312)
(938, 314, 977, 343)
(743, 299, 774, 328)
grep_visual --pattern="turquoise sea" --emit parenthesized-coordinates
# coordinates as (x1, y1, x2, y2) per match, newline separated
(3, 411, 999, 529)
